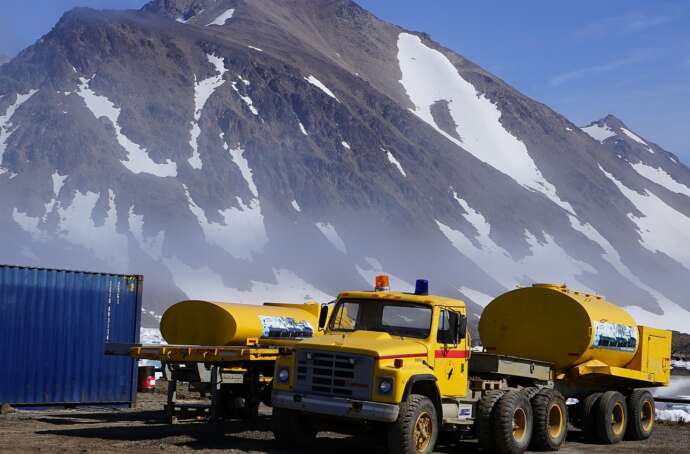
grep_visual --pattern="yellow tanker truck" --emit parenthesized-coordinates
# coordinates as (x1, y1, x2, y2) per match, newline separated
(115, 278, 671, 453)
(269, 279, 671, 454)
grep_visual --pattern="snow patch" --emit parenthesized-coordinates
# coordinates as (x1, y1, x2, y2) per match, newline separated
(77, 78, 177, 177)
(189, 54, 228, 169)
(140, 327, 165, 344)
(459, 287, 494, 308)
(581, 123, 616, 142)
(57, 190, 129, 270)
(231, 81, 258, 116)
(227, 143, 258, 198)
(621, 127, 647, 145)
(672, 360, 690, 370)
(656, 409, 690, 423)
(440, 192, 594, 289)
(12, 208, 42, 238)
(185, 185, 267, 261)
(356, 258, 413, 292)
(291, 200, 301, 212)
(207, 8, 235, 26)
(0, 90, 38, 165)
(51, 172, 67, 196)
(129, 207, 165, 259)
(601, 165, 690, 271)
(397, 33, 573, 213)
(630, 162, 690, 197)
(163, 259, 333, 303)
(316, 222, 347, 254)
(304, 75, 340, 102)
(385, 149, 406, 177)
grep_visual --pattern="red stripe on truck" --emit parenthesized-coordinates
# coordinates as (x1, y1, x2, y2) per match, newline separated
(375, 353, 427, 360)
(434, 350, 469, 359)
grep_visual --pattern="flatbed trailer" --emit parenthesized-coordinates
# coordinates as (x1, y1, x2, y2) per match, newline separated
(107, 342, 288, 423)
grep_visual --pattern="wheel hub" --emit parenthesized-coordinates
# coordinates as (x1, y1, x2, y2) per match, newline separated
(414, 411, 433, 452)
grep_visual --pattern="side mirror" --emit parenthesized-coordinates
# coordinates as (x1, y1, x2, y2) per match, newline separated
(318, 304, 330, 330)
(457, 315, 467, 343)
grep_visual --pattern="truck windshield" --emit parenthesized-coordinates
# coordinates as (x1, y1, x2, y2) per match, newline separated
(329, 299, 432, 339)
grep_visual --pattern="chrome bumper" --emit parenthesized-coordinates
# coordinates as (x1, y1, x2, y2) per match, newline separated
(272, 390, 400, 423)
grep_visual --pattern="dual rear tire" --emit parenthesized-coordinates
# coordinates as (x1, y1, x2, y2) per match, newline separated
(578, 389, 654, 444)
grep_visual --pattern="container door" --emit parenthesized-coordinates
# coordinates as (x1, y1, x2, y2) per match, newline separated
(434, 310, 468, 398)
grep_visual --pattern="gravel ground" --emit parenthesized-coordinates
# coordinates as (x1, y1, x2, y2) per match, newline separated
(1, 391, 689, 453)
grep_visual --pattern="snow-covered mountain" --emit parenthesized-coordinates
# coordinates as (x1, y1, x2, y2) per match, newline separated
(1, 0, 689, 332)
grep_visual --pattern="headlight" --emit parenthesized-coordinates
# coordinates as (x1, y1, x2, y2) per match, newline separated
(277, 367, 290, 384)
(378, 378, 393, 395)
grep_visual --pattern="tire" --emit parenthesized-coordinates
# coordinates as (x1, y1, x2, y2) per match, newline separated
(272, 407, 317, 447)
(594, 391, 628, 444)
(492, 390, 533, 454)
(387, 394, 439, 454)
(579, 392, 602, 442)
(625, 390, 655, 441)
(477, 390, 506, 453)
(530, 389, 568, 451)
(522, 386, 541, 400)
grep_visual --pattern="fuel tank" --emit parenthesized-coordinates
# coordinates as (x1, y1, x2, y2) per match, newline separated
(160, 300, 323, 346)
(478, 284, 639, 370)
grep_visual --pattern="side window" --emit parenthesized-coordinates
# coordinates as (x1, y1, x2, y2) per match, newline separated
(437, 310, 459, 344)
(331, 302, 359, 330)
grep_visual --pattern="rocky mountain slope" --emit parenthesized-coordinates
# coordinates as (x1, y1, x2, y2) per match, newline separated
(1, 0, 689, 331)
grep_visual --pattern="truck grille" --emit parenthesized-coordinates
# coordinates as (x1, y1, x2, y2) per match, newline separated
(294, 350, 373, 400)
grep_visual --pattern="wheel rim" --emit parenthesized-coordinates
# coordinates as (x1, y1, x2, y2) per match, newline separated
(641, 399, 654, 432)
(548, 403, 564, 439)
(513, 407, 528, 442)
(414, 411, 433, 453)
(611, 402, 626, 436)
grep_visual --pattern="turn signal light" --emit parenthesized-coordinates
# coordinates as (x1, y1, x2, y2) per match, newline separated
(375, 275, 390, 292)
(394, 358, 404, 368)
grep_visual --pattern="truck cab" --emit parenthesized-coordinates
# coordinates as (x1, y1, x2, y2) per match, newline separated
(271, 276, 472, 453)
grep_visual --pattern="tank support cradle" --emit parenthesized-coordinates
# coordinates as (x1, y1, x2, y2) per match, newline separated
(163, 365, 221, 424)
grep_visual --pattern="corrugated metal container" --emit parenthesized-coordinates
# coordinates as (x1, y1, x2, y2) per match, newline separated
(0, 265, 142, 406)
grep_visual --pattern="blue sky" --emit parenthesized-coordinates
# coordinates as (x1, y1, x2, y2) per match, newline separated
(2, 0, 689, 159)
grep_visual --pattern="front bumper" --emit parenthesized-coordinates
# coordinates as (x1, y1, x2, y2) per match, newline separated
(272, 390, 400, 423)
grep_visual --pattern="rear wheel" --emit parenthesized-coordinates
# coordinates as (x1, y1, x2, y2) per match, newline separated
(579, 392, 602, 442)
(476, 390, 506, 453)
(271, 407, 317, 447)
(625, 390, 655, 440)
(387, 394, 438, 454)
(595, 391, 628, 444)
(530, 389, 568, 451)
(492, 390, 533, 454)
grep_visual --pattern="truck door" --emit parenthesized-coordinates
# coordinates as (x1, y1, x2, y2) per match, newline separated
(434, 309, 468, 397)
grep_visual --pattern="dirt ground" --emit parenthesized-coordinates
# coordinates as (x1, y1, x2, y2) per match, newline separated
(1, 391, 689, 454)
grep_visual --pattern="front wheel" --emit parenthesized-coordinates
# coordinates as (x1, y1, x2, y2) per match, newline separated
(387, 394, 438, 454)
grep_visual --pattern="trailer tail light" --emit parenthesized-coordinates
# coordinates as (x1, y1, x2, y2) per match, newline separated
(394, 358, 404, 368)
(375, 275, 390, 291)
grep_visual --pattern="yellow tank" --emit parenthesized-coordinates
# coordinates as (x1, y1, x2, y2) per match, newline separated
(160, 300, 323, 346)
(478, 284, 639, 370)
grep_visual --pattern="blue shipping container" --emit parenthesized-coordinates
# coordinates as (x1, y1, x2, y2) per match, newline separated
(0, 265, 142, 406)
